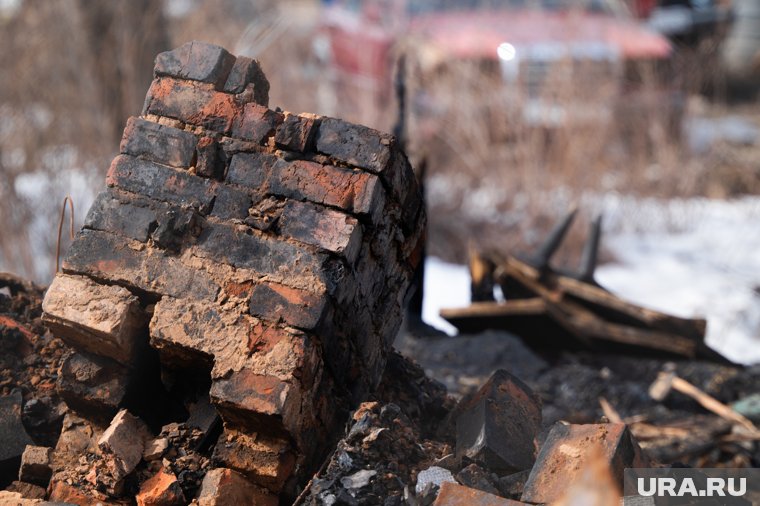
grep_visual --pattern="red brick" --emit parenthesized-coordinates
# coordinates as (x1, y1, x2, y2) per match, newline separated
(136, 468, 185, 506)
(212, 429, 296, 493)
(144, 77, 243, 134)
(248, 281, 329, 331)
(434, 482, 528, 506)
(231, 103, 283, 144)
(42, 274, 147, 366)
(521, 422, 649, 504)
(120, 116, 197, 168)
(197, 468, 277, 506)
(278, 200, 362, 262)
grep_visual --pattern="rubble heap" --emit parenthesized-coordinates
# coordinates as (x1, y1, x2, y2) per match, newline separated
(40, 40, 424, 500)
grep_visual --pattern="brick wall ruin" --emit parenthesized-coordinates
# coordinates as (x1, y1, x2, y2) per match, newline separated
(41, 40, 424, 499)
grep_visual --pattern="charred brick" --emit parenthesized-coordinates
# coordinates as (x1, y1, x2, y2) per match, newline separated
(57, 351, 130, 422)
(107, 155, 216, 213)
(231, 103, 283, 144)
(150, 207, 198, 252)
(456, 369, 541, 474)
(275, 114, 318, 152)
(63, 230, 219, 301)
(226, 151, 277, 189)
(193, 222, 326, 289)
(248, 281, 328, 331)
(278, 200, 362, 262)
(144, 77, 243, 134)
(85, 190, 158, 243)
(154, 41, 236, 89)
(196, 136, 224, 179)
(315, 117, 393, 174)
(120, 117, 197, 168)
(210, 184, 252, 221)
(223, 56, 270, 105)
(0, 390, 34, 473)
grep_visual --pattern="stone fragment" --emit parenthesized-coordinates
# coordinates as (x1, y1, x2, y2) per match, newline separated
(0, 390, 34, 473)
(197, 468, 278, 506)
(315, 117, 393, 173)
(107, 155, 216, 213)
(248, 282, 328, 331)
(456, 369, 541, 473)
(154, 41, 236, 89)
(120, 116, 197, 168)
(278, 200, 362, 262)
(143, 438, 169, 461)
(275, 114, 317, 152)
(56, 351, 130, 421)
(211, 429, 296, 493)
(144, 77, 243, 133)
(195, 136, 224, 179)
(231, 103, 283, 144)
(521, 422, 649, 504)
(136, 468, 185, 506)
(52, 414, 103, 473)
(5, 480, 46, 499)
(47, 479, 120, 505)
(63, 230, 219, 301)
(455, 463, 501, 496)
(223, 56, 269, 104)
(97, 409, 151, 481)
(18, 446, 52, 487)
(42, 274, 147, 365)
(434, 482, 528, 506)
(0, 490, 41, 505)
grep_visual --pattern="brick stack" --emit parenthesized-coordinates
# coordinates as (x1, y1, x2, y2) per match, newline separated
(42, 41, 425, 496)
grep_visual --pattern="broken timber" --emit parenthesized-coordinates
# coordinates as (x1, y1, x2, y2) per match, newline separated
(442, 212, 729, 362)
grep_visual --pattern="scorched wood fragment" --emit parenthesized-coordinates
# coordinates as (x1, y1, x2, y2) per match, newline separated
(41, 40, 424, 499)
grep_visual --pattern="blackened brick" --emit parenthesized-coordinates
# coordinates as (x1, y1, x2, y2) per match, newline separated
(107, 155, 216, 213)
(223, 56, 270, 105)
(57, 351, 130, 422)
(315, 117, 393, 173)
(249, 282, 328, 331)
(232, 103, 283, 144)
(226, 151, 277, 189)
(275, 114, 318, 152)
(85, 191, 157, 243)
(154, 41, 236, 89)
(63, 229, 219, 300)
(144, 77, 243, 134)
(193, 222, 326, 288)
(195, 136, 224, 179)
(211, 184, 252, 221)
(120, 117, 197, 168)
(278, 200, 362, 262)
